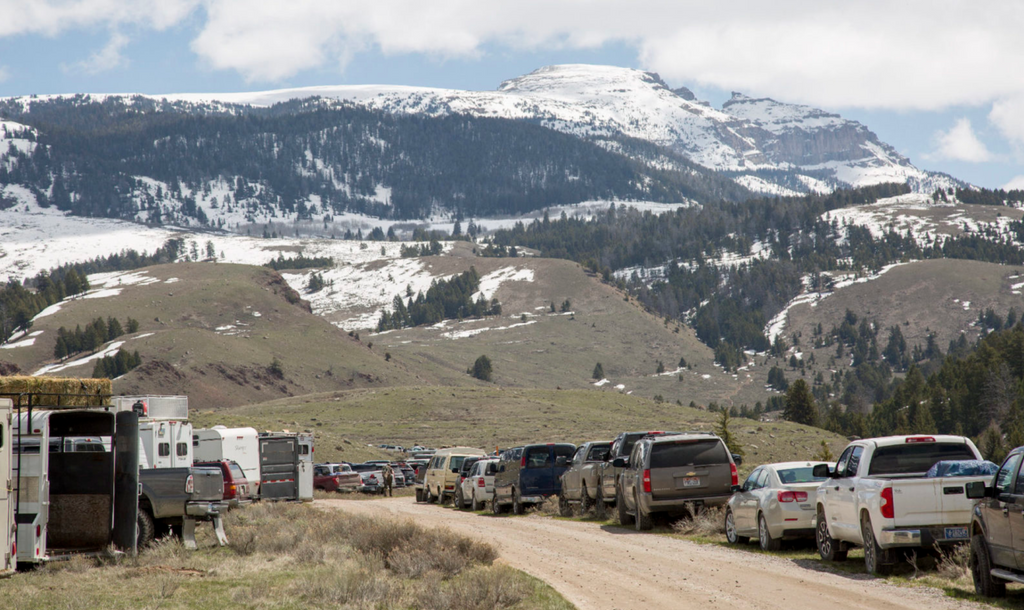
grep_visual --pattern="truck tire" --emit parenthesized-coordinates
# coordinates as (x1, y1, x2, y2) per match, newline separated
(415, 488, 425, 503)
(513, 488, 525, 515)
(558, 492, 573, 517)
(970, 534, 1007, 598)
(816, 506, 847, 562)
(635, 491, 653, 531)
(725, 508, 749, 544)
(617, 487, 634, 525)
(137, 509, 156, 550)
(580, 483, 594, 513)
(454, 488, 465, 510)
(758, 513, 781, 551)
(426, 486, 436, 503)
(861, 514, 894, 576)
(491, 495, 506, 515)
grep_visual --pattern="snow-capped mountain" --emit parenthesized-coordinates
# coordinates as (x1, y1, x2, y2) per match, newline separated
(153, 64, 954, 194)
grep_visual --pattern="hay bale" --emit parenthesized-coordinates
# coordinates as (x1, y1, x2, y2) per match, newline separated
(0, 376, 112, 406)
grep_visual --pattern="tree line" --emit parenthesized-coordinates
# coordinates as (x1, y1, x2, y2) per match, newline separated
(54, 316, 139, 360)
(377, 268, 502, 331)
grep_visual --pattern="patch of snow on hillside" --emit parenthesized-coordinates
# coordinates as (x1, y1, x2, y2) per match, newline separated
(33, 340, 125, 376)
(1, 336, 36, 349)
(473, 267, 535, 301)
(594, 378, 609, 386)
(733, 175, 802, 197)
(440, 319, 536, 340)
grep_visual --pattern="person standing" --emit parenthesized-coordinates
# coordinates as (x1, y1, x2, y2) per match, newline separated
(382, 463, 394, 497)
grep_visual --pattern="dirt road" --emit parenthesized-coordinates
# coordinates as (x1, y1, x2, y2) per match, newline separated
(320, 498, 981, 610)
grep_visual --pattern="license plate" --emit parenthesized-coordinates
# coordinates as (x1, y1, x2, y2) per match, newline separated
(944, 527, 969, 540)
(682, 477, 701, 487)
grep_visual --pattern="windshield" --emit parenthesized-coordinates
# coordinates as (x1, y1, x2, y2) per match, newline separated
(867, 443, 977, 476)
(650, 440, 728, 468)
(776, 467, 828, 484)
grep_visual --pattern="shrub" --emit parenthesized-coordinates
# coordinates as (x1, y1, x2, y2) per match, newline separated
(469, 355, 492, 382)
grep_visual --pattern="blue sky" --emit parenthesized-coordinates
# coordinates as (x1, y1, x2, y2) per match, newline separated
(1, 1, 1022, 189)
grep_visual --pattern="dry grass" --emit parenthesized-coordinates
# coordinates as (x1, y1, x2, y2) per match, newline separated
(6, 501, 566, 610)
(672, 505, 726, 538)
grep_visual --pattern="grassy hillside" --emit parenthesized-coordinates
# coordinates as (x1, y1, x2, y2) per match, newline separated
(0, 263, 424, 409)
(192, 386, 849, 471)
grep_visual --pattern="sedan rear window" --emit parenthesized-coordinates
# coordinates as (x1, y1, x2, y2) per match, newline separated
(650, 440, 728, 468)
(867, 443, 977, 476)
(777, 467, 828, 484)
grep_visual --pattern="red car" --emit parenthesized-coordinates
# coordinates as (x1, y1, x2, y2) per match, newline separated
(314, 463, 362, 493)
(195, 460, 253, 508)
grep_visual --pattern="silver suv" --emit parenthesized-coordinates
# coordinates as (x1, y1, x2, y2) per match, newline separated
(615, 433, 739, 530)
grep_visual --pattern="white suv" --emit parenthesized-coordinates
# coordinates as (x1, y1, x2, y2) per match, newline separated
(459, 458, 498, 510)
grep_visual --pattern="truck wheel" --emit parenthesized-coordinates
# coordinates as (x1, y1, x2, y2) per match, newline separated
(970, 534, 1006, 597)
(725, 509, 749, 544)
(758, 513, 781, 551)
(816, 507, 847, 562)
(617, 487, 634, 525)
(558, 492, 573, 517)
(635, 491, 653, 531)
(580, 483, 594, 513)
(426, 487, 436, 503)
(491, 495, 505, 515)
(137, 509, 155, 550)
(861, 515, 893, 576)
(594, 486, 607, 519)
(454, 488, 465, 510)
(415, 488, 424, 503)
(513, 488, 525, 515)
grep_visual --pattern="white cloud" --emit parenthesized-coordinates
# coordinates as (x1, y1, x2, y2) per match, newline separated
(0, 0, 200, 37)
(990, 97, 1024, 151)
(0, 65, 9, 83)
(930, 118, 993, 163)
(62, 31, 130, 75)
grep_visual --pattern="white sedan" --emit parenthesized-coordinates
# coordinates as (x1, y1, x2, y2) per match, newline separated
(725, 461, 830, 551)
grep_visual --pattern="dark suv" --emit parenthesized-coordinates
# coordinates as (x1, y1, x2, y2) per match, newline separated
(493, 443, 576, 515)
(598, 431, 681, 509)
(615, 433, 738, 530)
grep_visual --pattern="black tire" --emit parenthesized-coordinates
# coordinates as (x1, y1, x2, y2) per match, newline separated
(816, 507, 847, 562)
(724, 508, 749, 545)
(861, 515, 893, 576)
(454, 487, 465, 510)
(137, 509, 155, 550)
(471, 491, 481, 512)
(617, 486, 634, 525)
(512, 488, 525, 515)
(415, 488, 425, 503)
(635, 491, 653, 531)
(580, 483, 594, 513)
(491, 494, 506, 515)
(425, 486, 436, 503)
(758, 513, 781, 551)
(558, 492, 573, 517)
(971, 534, 1007, 598)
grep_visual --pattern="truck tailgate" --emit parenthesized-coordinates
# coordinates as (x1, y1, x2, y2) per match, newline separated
(190, 467, 225, 501)
(891, 476, 988, 527)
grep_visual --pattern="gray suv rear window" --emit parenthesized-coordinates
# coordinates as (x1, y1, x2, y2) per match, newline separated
(649, 440, 728, 468)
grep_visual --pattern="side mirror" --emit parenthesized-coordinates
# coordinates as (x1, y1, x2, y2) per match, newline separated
(731, 485, 742, 493)
(731, 453, 743, 467)
(812, 463, 833, 479)
(555, 456, 568, 467)
(966, 480, 990, 499)
(612, 457, 627, 468)
(451, 468, 460, 473)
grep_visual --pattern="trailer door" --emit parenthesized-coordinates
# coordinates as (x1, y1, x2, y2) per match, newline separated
(259, 438, 298, 501)
(297, 436, 313, 502)
(0, 399, 12, 575)
(111, 411, 139, 555)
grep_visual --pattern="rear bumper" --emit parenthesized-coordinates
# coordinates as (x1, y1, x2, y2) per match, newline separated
(185, 501, 224, 519)
(878, 525, 971, 548)
(641, 493, 731, 513)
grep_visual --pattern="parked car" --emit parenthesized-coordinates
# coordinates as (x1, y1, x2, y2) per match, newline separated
(349, 463, 385, 494)
(725, 461, 830, 550)
(616, 432, 738, 531)
(396, 462, 416, 484)
(813, 435, 986, 575)
(423, 447, 487, 504)
(493, 443, 576, 515)
(313, 463, 361, 493)
(559, 441, 612, 515)
(598, 431, 682, 510)
(195, 459, 254, 508)
(414, 460, 429, 502)
(453, 456, 485, 508)
(961, 454, 1024, 597)
(458, 458, 498, 511)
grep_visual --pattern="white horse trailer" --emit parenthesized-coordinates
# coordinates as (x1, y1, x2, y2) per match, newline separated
(112, 396, 191, 469)
(1, 399, 13, 576)
(193, 427, 261, 494)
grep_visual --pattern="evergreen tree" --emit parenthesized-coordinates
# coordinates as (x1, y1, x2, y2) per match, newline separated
(470, 355, 492, 382)
(716, 409, 743, 456)
(593, 362, 605, 380)
(784, 379, 817, 426)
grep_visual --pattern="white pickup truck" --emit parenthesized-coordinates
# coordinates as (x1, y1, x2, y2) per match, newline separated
(812, 434, 989, 575)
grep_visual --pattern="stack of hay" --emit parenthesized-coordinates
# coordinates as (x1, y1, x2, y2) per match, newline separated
(0, 376, 112, 406)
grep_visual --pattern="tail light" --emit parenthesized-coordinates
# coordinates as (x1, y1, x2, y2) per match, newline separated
(777, 491, 808, 503)
(333, 476, 341, 485)
(521, 454, 526, 468)
(225, 483, 237, 499)
(880, 487, 894, 519)
(905, 436, 935, 443)
(36, 525, 40, 538)
(477, 477, 485, 487)
(642, 469, 652, 493)
(185, 474, 194, 494)
(730, 463, 738, 487)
